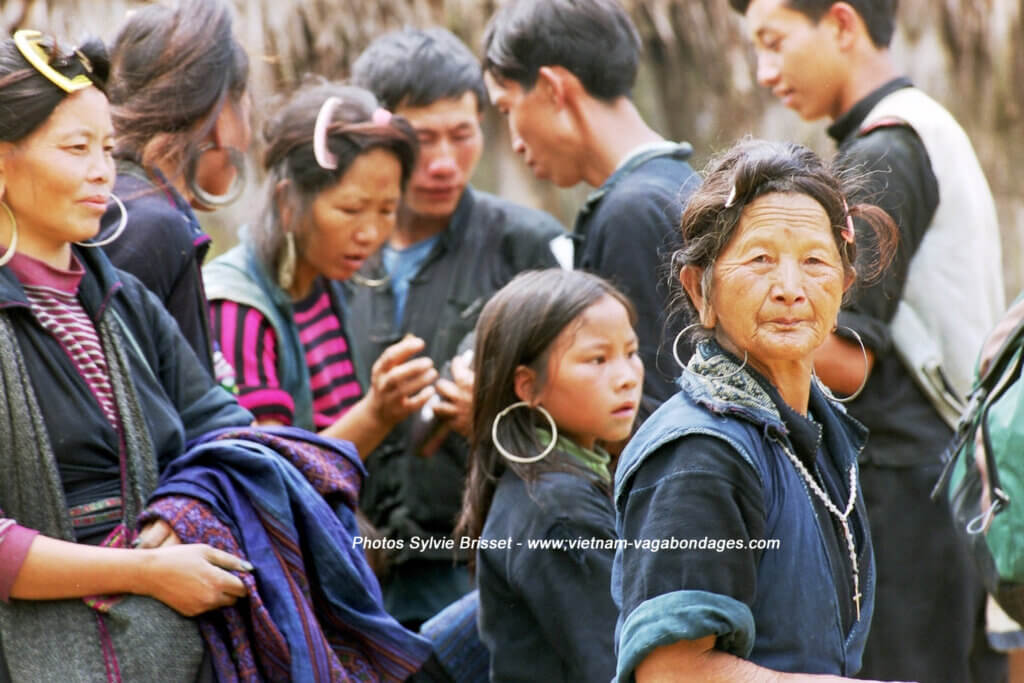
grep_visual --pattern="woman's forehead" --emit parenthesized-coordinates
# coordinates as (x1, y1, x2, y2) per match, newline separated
(732, 192, 833, 243)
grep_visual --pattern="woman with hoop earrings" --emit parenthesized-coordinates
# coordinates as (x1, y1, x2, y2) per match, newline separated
(455, 269, 643, 682)
(613, 139, 901, 682)
(0, 32, 437, 682)
(204, 80, 441, 459)
(0, 29, 259, 681)
(99, 0, 250, 380)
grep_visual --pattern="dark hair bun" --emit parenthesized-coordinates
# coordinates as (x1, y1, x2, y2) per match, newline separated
(76, 37, 111, 88)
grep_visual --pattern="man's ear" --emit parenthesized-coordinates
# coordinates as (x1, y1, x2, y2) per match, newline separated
(537, 66, 570, 107)
(826, 2, 864, 50)
(680, 265, 716, 328)
(513, 365, 537, 404)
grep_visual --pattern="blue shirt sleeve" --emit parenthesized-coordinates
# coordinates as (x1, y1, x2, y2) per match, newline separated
(615, 435, 766, 680)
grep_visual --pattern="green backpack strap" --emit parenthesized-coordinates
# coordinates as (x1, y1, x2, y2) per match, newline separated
(932, 294, 1024, 503)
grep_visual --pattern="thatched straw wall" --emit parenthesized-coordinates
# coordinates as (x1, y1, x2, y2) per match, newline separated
(7, 0, 1024, 298)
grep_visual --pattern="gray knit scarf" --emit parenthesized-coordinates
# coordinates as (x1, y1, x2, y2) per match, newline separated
(0, 311, 204, 682)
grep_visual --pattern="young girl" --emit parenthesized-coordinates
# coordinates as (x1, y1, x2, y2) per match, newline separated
(457, 269, 643, 682)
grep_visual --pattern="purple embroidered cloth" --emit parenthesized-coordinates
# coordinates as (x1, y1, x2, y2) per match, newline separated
(142, 426, 431, 682)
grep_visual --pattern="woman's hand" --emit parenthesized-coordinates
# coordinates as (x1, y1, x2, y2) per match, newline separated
(366, 335, 438, 427)
(136, 544, 251, 617)
(135, 519, 181, 548)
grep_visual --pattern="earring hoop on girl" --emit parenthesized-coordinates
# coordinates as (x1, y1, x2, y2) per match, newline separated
(185, 144, 247, 208)
(672, 323, 749, 379)
(830, 326, 869, 403)
(491, 401, 558, 464)
(0, 201, 18, 267)
(75, 194, 127, 247)
(278, 232, 297, 291)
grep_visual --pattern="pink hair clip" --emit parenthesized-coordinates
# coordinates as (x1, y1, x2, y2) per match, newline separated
(372, 107, 393, 126)
(841, 200, 855, 244)
(313, 96, 342, 170)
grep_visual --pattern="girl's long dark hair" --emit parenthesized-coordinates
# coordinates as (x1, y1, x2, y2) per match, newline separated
(107, 0, 249, 173)
(455, 269, 635, 547)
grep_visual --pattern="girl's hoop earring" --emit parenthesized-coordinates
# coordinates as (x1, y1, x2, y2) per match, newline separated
(831, 326, 869, 403)
(75, 194, 127, 248)
(0, 201, 18, 267)
(186, 144, 247, 208)
(491, 401, 558, 464)
(673, 323, 749, 380)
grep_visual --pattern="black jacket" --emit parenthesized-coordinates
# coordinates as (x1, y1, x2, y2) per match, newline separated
(346, 187, 564, 562)
(574, 145, 699, 410)
(478, 467, 617, 682)
(102, 162, 216, 375)
(0, 245, 251, 540)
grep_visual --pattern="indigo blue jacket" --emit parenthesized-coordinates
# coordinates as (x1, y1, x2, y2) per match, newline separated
(612, 345, 876, 681)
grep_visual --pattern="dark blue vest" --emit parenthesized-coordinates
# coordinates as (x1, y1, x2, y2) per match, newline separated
(613, 365, 875, 677)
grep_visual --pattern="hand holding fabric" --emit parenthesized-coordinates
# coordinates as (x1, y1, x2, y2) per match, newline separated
(137, 543, 251, 617)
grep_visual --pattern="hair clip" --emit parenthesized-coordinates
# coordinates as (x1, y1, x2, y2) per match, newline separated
(14, 30, 93, 93)
(313, 96, 342, 170)
(841, 200, 855, 244)
(725, 185, 738, 209)
(371, 107, 393, 126)
(74, 49, 94, 74)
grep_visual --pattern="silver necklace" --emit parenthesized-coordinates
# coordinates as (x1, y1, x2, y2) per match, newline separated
(350, 272, 390, 288)
(780, 443, 863, 620)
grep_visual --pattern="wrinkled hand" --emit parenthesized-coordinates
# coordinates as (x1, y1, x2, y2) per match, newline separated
(433, 350, 475, 438)
(135, 519, 181, 549)
(367, 335, 438, 427)
(139, 544, 251, 617)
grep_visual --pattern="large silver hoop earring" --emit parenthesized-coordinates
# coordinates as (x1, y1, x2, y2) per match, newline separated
(831, 326, 869, 403)
(277, 232, 296, 291)
(673, 323, 749, 380)
(186, 144, 246, 208)
(0, 201, 18, 267)
(75, 194, 127, 247)
(491, 401, 558, 464)
(672, 323, 704, 369)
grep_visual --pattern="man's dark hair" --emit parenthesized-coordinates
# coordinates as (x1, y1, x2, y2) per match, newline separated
(728, 0, 898, 48)
(482, 0, 641, 101)
(351, 27, 487, 112)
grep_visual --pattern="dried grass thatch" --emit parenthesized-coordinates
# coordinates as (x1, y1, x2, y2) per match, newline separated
(5, 0, 1024, 293)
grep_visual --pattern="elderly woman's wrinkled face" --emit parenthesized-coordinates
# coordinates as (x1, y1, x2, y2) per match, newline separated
(709, 192, 845, 368)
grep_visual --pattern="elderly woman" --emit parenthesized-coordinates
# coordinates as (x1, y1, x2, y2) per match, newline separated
(613, 139, 897, 681)
(100, 0, 251, 377)
(205, 82, 437, 459)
